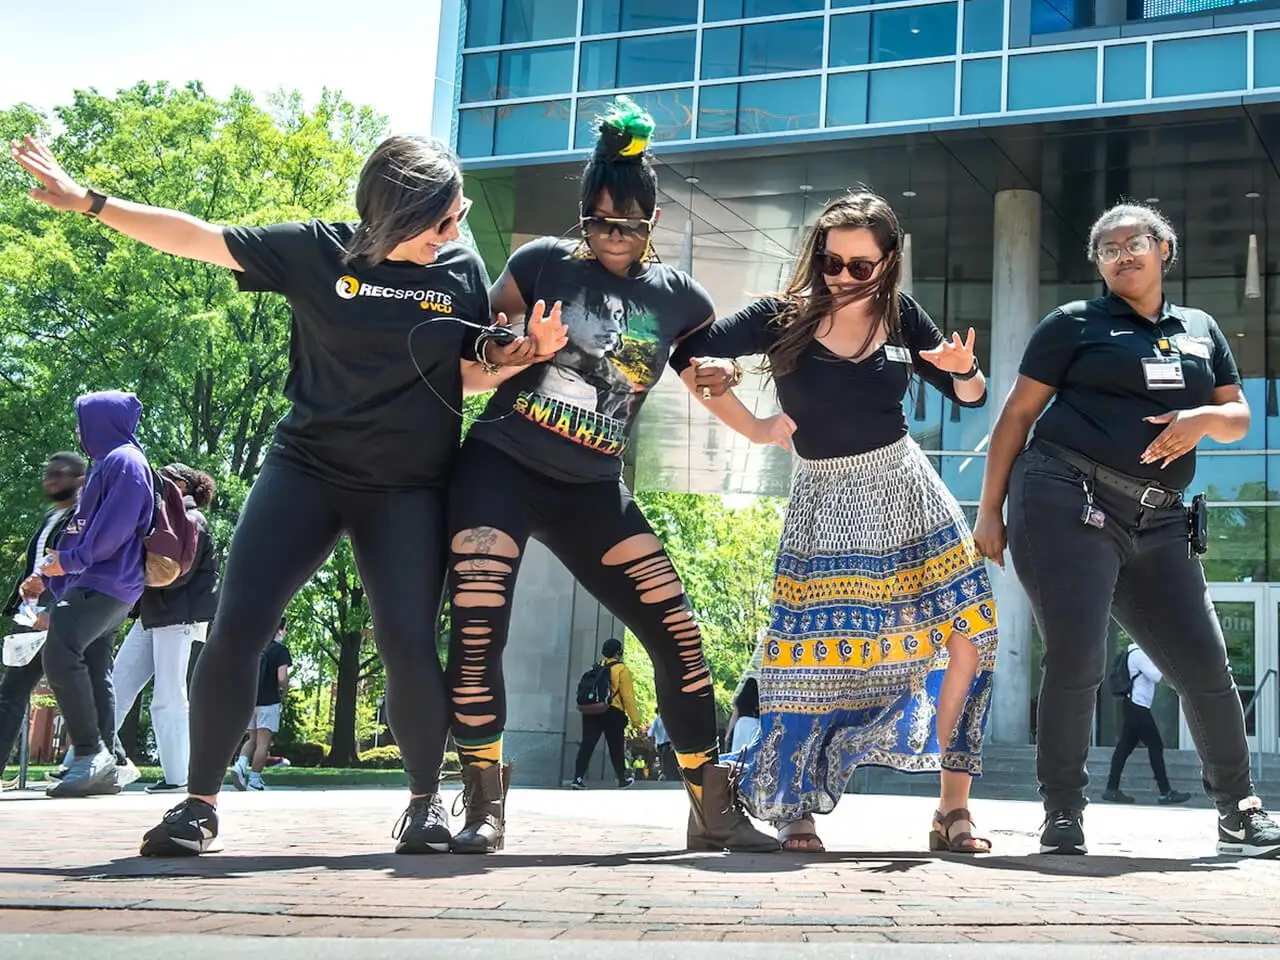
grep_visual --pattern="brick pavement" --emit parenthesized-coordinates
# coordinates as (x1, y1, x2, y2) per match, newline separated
(1, 785, 1278, 946)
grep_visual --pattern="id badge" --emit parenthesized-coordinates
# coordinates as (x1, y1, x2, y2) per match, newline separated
(1141, 356, 1185, 391)
(884, 344, 911, 364)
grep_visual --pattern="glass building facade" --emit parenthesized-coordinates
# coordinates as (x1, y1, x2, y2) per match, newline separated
(436, 0, 1280, 755)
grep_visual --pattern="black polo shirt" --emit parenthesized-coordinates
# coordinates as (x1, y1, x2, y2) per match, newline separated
(1021, 293, 1241, 490)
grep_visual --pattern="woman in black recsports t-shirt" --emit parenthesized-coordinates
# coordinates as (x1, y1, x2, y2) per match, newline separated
(973, 201, 1280, 860)
(439, 98, 776, 855)
(11, 133, 564, 857)
(670, 190, 998, 856)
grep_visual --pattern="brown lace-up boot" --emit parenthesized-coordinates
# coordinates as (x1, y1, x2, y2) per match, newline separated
(450, 762, 513, 854)
(685, 763, 779, 853)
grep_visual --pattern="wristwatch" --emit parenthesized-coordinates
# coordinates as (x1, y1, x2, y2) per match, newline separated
(83, 189, 108, 219)
(952, 359, 981, 381)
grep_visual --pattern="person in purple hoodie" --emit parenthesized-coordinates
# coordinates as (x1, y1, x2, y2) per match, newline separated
(40, 390, 155, 798)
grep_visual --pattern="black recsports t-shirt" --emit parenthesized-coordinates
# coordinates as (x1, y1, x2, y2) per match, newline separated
(469, 237, 714, 482)
(1020, 293, 1240, 490)
(668, 294, 985, 459)
(223, 220, 490, 491)
(257, 640, 292, 707)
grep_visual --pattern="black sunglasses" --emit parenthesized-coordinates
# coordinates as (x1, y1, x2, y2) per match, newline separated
(815, 251, 883, 282)
(580, 215, 654, 240)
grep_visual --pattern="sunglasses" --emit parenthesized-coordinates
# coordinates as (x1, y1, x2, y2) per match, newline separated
(814, 251, 883, 282)
(581, 215, 654, 240)
(436, 196, 473, 235)
(1096, 233, 1158, 265)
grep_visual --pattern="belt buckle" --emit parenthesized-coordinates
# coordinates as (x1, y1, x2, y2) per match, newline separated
(1139, 486, 1166, 509)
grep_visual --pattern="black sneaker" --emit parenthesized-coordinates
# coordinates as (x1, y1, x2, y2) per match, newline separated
(570, 777, 586, 790)
(1040, 808, 1087, 855)
(1217, 797, 1280, 859)
(1158, 790, 1191, 806)
(140, 798, 221, 856)
(392, 794, 451, 854)
(145, 781, 186, 795)
(1101, 789, 1135, 804)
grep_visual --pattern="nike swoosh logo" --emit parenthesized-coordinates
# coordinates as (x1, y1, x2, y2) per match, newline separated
(1221, 826, 1247, 840)
(1110, 331, 1134, 337)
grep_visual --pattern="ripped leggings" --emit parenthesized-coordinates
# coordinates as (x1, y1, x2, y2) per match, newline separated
(445, 439, 716, 758)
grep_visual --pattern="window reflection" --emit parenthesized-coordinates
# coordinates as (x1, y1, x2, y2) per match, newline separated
(1152, 34, 1248, 98)
(493, 100, 571, 155)
(830, 5, 958, 67)
(962, 0, 1004, 54)
(1205, 505, 1267, 582)
(705, 0, 825, 19)
(697, 78, 821, 136)
(582, 0, 697, 34)
(581, 33, 697, 90)
(575, 89, 694, 147)
(1007, 49, 1097, 111)
(702, 19, 824, 79)
(465, 0, 578, 46)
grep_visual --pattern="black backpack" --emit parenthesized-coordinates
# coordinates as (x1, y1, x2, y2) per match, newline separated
(576, 660, 614, 715)
(1107, 648, 1135, 698)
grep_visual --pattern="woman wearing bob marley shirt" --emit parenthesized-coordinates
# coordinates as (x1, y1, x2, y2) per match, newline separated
(11, 133, 565, 857)
(440, 98, 777, 855)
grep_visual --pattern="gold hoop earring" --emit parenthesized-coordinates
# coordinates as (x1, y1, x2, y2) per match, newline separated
(572, 239, 597, 260)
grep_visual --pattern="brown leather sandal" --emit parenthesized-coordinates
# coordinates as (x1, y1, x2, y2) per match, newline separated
(929, 808, 992, 854)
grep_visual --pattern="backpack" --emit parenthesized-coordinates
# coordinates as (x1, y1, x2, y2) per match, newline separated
(1107, 648, 1135, 698)
(142, 468, 199, 588)
(576, 660, 615, 715)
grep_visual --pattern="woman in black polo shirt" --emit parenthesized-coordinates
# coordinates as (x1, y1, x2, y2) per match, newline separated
(974, 202, 1280, 859)
(11, 134, 562, 857)
(439, 98, 775, 855)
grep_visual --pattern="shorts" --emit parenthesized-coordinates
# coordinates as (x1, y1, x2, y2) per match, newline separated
(250, 703, 282, 733)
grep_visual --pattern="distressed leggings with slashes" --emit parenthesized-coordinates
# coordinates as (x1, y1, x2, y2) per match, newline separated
(444, 438, 717, 772)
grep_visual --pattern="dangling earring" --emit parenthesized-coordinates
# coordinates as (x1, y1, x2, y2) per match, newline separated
(639, 235, 656, 263)
(572, 238, 597, 260)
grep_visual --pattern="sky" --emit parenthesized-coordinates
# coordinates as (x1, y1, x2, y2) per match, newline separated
(0, 0, 443, 136)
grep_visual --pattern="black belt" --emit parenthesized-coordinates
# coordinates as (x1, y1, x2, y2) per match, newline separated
(1035, 441, 1183, 510)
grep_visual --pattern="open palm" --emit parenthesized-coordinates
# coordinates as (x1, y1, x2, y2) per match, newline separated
(9, 136, 88, 212)
(918, 328, 977, 374)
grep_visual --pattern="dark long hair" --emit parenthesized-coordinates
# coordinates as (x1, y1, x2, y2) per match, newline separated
(343, 136, 463, 264)
(766, 189, 903, 378)
(580, 96, 658, 218)
(735, 678, 760, 720)
(161, 463, 215, 508)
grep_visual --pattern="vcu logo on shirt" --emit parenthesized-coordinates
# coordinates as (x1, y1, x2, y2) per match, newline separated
(334, 275, 453, 313)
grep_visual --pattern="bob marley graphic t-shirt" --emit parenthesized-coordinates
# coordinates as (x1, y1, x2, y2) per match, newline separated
(470, 237, 714, 483)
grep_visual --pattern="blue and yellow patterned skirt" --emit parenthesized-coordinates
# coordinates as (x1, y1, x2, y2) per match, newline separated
(735, 435, 999, 825)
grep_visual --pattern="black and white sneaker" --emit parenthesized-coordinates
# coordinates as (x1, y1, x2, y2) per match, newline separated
(145, 780, 186, 795)
(618, 777, 635, 789)
(1040, 808, 1087, 855)
(570, 777, 586, 790)
(392, 794, 451, 854)
(140, 798, 221, 856)
(1217, 797, 1280, 859)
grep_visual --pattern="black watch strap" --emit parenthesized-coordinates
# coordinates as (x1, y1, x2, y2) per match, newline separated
(952, 359, 981, 381)
(84, 190, 108, 219)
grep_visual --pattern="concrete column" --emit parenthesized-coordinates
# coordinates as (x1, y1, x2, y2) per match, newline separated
(431, 0, 464, 144)
(987, 188, 1041, 747)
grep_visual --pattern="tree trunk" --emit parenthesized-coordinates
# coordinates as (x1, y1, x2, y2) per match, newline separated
(324, 629, 362, 767)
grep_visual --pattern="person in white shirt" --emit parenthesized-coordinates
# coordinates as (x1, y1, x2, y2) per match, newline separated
(1104, 643, 1191, 805)
(650, 711, 678, 781)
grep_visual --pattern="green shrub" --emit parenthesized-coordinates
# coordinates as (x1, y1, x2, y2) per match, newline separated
(358, 745, 402, 769)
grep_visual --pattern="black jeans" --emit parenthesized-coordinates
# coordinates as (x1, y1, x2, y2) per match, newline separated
(576, 708, 629, 782)
(1107, 699, 1172, 793)
(1008, 444, 1253, 813)
(445, 440, 716, 758)
(41, 589, 132, 754)
(187, 459, 449, 796)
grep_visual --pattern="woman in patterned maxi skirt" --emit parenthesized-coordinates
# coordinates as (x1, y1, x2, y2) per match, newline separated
(670, 190, 999, 853)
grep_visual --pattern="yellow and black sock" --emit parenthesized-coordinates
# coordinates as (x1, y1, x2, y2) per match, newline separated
(675, 745, 718, 805)
(455, 734, 502, 770)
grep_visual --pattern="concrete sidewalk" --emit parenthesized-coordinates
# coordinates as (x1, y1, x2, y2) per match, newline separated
(0, 786, 1277, 947)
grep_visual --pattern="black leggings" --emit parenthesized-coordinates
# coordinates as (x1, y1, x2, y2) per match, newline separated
(187, 459, 449, 796)
(445, 440, 715, 757)
(576, 708, 629, 781)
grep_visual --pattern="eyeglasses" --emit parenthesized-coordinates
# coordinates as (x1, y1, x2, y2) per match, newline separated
(436, 196, 473, 235)
(1096, 233, 1158, 265)
(814, 251, 883, 282)
(580, 215, 654, 240)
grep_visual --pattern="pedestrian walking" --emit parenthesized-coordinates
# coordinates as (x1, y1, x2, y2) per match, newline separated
(1103, 643, 1191, 806)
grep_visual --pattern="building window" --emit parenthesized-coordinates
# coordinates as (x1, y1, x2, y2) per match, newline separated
(826, 73, 870, 127)
(1255, 30, 1280, 89)
(962, 0, 1004, 53)
(459, 100, 572, 158)
(697, 77, 821, 136)
(704, 0, 825, 20)
(960, 57, 1001, 114)
(829, 4, 958, 68)
(1028, 0, 1090, 33)
(464, 0, 578, 47)
(459, 108, 495, 158)
(1007, 48, 1096, 110)
(463, 45, 575, 102)
(575, 88, 695, 146)
(1103, 44, 1146, 102)
(1152, 33, 1247, 98)
(869, 62, 956, 122)
(701, 18, 824, 79)
(581, 0, 698, 34)
(579, 33, 697, 90)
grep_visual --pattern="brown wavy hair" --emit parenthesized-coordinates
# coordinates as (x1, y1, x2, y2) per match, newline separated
(766, 190, 904, 378)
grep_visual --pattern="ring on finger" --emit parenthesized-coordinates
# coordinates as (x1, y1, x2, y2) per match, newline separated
(701, 387, 711, 400)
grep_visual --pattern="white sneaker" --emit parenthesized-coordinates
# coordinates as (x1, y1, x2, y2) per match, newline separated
(231, 758, 248, 792)
(248, 775, 266, 792)
(116, 758, 141, 789)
